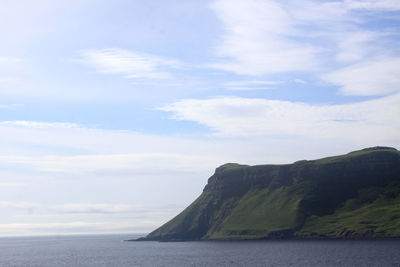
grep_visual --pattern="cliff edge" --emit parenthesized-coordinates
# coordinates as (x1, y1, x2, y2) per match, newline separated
(137, 147, 400, 241)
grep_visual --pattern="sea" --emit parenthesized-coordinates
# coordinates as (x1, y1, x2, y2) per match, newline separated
(0, 234, 399, 266)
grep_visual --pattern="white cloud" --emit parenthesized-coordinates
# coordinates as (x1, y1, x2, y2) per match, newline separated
(288, 1, 351, 23)
(0, 120, 80, 129)
(294, 79, 307, 84)
(210, 0, 319, 75)
(0, 120, 230, 174)
(223, 80, 280, 91)
(1, 117, 389, 189)
(80, 48, 182, 80)
(1, 119, 301, 164)
(345, 0, 400, 10)
(209, 0, 359, 75)
(323, 57, 400, 96)
(335, 31, 381, 62)
(0, 104, 21, 110)
(0, 153, 219, 174)
(209, 0, 399, 100)
(0, 182, 27, 187)
(208, 0, 381, 76)
(159, 94, 400, 145)
(0, 201, 40, 209)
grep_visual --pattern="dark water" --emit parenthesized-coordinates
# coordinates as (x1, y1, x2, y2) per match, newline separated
(0, 235, 399, 266)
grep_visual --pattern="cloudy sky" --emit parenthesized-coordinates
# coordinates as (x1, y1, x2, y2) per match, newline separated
(0, 0, 399, 236)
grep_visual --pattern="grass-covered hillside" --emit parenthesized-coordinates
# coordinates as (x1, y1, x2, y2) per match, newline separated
(138, 147, 400, 241)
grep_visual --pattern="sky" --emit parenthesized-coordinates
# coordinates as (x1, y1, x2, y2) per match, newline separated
(0, 0, 399, 236)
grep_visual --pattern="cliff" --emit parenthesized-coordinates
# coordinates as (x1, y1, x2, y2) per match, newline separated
(138, 147, 400, 241)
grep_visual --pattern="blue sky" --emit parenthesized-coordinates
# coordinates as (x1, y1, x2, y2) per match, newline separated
(0, 0, 399, 236)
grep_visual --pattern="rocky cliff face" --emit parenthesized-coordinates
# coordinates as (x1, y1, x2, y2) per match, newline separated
(139, 147, 400, 241)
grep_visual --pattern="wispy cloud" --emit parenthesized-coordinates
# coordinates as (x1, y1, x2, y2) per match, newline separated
(0, 118, 380, 180)
(323, 57, 400, 96)
(159, 94, 400, 145)
(0, 120, 235, 180)
(294, 79, 307, 84)
(209, 0, 400, 97)
(223, 80, 281, 91)
(0, 201, 39, 209)
(0, 104, 22, 110)
(335, 31, 381, 63)
(0, 120, 80, 129)
(0, 182, 27, 187)
(345, 0, 400, 11)
(0, 119, 229, 160)
(80, 48, 182, 80)
(0, 153, 219, 174)
(209, 0, 319, 75)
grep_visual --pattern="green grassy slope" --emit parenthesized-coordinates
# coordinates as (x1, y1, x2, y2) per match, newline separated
(139, 147, 400, 241)
(297, 185, 400, 238)
(206, 187, 303, 239)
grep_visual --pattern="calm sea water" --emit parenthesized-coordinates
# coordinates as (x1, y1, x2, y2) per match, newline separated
(0, 234, 399, 266)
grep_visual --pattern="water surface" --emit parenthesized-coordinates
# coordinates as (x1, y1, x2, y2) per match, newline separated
(0, 235, 399, 266)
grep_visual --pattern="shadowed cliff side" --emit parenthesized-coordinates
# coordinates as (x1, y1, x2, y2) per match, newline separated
(136, 147, 400, 241)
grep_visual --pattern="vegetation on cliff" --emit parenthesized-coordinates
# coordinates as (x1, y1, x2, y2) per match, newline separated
(138, 147, 400, 241)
